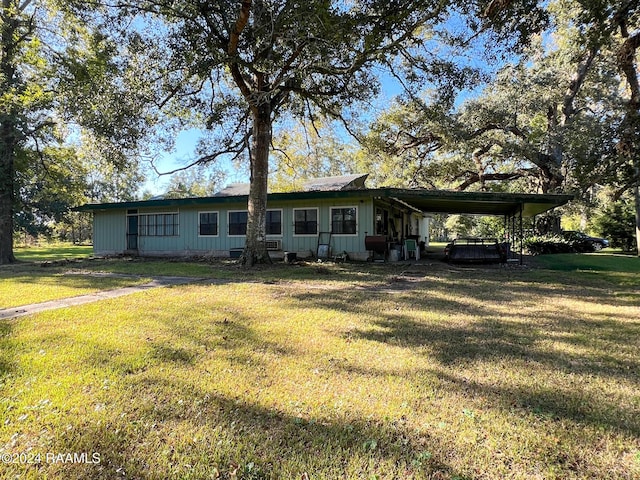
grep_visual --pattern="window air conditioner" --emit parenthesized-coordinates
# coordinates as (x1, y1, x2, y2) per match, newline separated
(266, 240, 281, 250)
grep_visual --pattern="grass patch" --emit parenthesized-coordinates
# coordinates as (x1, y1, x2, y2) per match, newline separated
(14, 244, 93, 263)
(531, 252, 640, 296)
(77, 255, 389, 283)
(0, 271, 152, 309)
(532, 251, 640, 273)
(0, 259, 638, 479)
(80, 256, 237, 278)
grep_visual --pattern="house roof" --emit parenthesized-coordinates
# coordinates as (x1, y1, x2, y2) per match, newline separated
(213, 174, 369, 196)
(301, 174, 368, 191)
(76, 187, 572, 218)
(214, 183, 251, 196)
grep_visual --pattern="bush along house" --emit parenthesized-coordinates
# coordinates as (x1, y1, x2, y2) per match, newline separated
(76, 174, 573, 262)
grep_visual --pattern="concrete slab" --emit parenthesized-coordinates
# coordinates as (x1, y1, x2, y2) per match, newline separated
(0, 275, 205, 320)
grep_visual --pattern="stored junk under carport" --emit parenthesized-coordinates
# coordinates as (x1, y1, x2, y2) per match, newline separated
(444, 237, 508, 264)
(387, 189, 574, 265)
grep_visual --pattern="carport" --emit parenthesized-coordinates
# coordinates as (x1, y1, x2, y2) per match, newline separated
(376, 188, 574, 264)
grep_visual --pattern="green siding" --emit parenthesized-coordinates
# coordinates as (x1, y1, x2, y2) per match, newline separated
(91, 197, 377, 259)
(93, 210, 126, 254)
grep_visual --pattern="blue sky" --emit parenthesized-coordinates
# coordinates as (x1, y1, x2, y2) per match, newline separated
(139, 78, 405, 196)
(141, 129, 243, 196)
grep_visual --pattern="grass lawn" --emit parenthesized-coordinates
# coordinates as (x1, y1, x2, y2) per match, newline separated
(0, 270, 152, 309)
(14, 244, 93, 263)
(0, 254, 639, 479)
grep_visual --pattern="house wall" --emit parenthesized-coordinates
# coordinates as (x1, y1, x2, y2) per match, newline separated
(92, 197, 378, 261)
(93, 210, 126, 255)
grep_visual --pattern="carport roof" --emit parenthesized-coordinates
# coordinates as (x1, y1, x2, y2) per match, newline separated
(76, 187, 572, 217)
(383, 189, 574, 217)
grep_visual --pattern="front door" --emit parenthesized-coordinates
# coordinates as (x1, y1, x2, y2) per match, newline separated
(127, 214, 138, 250)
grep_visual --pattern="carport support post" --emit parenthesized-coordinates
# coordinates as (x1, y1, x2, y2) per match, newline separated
(507, 213, 516, 261)
(506, 214, 514, 259)
(503, 215, 507, 256)
(519, 204, 524, 265)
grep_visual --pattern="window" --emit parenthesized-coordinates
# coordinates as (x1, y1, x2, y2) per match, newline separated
(294, 208, 318, 235)
(199, 212, 218, 236)
(228, 211, 248, 236)
(138, 212, 179, 236)
(266, 210, 282, 235)
(331, 207, 357, 235)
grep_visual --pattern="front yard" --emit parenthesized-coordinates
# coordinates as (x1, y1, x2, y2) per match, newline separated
(0, 252, 639, 479)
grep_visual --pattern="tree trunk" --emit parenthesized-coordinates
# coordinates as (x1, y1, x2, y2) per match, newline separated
(543, 104, 565, 193)
(616, 29, 640, 256)
(634, 151, 640, 256)
(241, 102, 272, 266)
(0, 144, 15, 264)
(0, 2, 17, 265)
(634, 182, 640, 256)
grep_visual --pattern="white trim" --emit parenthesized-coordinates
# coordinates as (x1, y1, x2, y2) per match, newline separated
(330, 206, 359, 236)
(227, 210, 248, 237)
(198, 210, 220, 238)
(136, 210, 179, 214)
(292, 207, 320, 237)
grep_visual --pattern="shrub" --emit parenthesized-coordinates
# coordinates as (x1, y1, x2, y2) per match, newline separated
(524, 234, 595, 255)
(594, 200, 636, 252)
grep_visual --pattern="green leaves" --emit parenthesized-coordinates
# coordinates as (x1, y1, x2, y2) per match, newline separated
(1, 0, 153, 253)
(362, 438, 378, 452)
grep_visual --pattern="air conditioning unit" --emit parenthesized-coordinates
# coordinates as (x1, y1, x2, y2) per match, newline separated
(266, 240, 282, 251)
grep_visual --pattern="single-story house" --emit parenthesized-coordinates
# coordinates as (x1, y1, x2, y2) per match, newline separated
(76, 174, 573, 261)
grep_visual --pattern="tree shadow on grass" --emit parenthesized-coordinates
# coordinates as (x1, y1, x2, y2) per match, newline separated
(433, 367, 640, 439)
(353, 312, 639, 379)
(288, 272, 639, 372)
(0, 321, 14, 380)
(16, 376, 467, 480)
(286, 276, 640, 439)
(337, 317, 640, 441)
(4, 263, 638, 478)
(151, 303, 298, 369)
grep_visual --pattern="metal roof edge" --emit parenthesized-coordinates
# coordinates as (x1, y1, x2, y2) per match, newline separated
(73, 188, 574, 212)
(73, 188, 380, 211)
(383, 188, 574, 202)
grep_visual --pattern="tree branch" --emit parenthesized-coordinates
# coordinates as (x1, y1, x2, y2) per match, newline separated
(617, 29, 640, 108)
(562, 45, 599, 120)
(454, 172, 525, 191)
(151, 130, 251, 176)
(466, 123, 527, 140)
(226, 0, 254, 107)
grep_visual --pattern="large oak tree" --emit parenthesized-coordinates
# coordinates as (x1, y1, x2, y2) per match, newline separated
(111, 0, 544, 266)
(362, 0, 640, 253)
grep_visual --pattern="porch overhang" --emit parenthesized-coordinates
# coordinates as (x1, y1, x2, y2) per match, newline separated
(381, 189, 573, 217)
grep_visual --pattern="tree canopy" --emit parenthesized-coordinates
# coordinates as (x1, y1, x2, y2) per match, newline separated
(0, 0, 152, 262)
(359, 0, 639, 252)
(98, 0, 547, 266)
